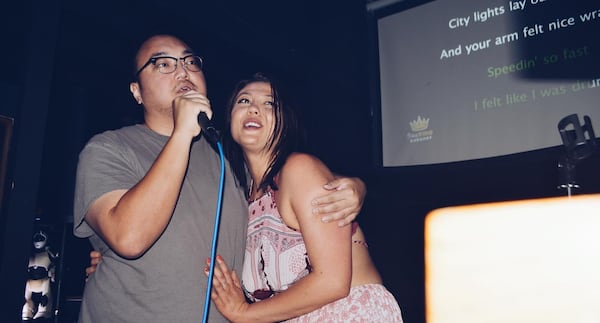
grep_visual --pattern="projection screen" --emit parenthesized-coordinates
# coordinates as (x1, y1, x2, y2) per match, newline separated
(370, 0, 600, 167)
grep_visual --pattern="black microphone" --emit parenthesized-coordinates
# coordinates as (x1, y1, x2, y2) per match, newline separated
(198, 112, 221, 144)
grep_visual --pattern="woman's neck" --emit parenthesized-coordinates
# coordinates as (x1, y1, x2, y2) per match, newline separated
(244, 152, 271, 200)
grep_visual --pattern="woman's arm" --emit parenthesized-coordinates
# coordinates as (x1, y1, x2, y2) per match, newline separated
(211, 153, 352, 322)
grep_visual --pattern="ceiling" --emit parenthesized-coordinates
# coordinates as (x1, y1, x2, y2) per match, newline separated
(40, 0, 373, 132)
(55, 0, 347, 77)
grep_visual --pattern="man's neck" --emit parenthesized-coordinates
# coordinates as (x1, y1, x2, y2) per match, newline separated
(144, 113, 174, 136)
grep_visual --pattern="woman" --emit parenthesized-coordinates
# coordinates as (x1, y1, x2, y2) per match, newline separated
(207, 73, 403, 322)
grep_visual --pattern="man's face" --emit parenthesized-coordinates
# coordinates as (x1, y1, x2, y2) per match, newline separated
(130, 35, 207, 115)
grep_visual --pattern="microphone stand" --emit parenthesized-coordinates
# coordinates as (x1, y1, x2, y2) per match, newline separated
(557, 114, 596, 197)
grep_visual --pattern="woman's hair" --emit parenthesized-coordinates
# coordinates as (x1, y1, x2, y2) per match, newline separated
(224, 72, 306, 196)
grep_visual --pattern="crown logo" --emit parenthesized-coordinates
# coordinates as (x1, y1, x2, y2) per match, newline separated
(409, 115, 429, 132)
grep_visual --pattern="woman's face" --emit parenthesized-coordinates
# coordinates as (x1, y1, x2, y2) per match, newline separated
(230, 81, 276, 153)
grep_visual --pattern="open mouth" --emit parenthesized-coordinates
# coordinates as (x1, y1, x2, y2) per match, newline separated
(177, 84, 193, 94)
(244, 121, 262, 129)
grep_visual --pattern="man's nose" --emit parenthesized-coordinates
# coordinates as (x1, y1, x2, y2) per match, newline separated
(175, 61, 189, 79)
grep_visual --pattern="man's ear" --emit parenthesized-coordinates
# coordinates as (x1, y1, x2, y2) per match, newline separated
(130, 82, 142, 104)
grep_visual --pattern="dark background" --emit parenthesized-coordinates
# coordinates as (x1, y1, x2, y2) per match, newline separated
(1, 0, 598, 322)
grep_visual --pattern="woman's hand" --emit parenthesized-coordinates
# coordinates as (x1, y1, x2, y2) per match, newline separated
(85, 250, 102, 282)
(205, 255, 250, 322)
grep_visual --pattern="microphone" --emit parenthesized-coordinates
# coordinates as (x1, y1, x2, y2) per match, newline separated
(198, 112, 221, 144)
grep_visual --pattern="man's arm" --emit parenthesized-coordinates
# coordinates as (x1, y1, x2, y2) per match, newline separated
(84, 92, 208, 259)
(85, 135, 192, 258)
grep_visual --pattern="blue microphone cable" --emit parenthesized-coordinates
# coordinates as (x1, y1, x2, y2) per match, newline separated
(202, 140, 226, 323)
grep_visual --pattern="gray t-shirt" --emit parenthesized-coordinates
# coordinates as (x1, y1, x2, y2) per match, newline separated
(73, 124, 248, 322)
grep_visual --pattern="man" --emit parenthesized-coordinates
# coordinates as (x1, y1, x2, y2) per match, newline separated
(73, 34, 365, 322)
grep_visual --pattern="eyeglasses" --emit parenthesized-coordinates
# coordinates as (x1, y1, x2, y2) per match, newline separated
(135, 55, 203, 76)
